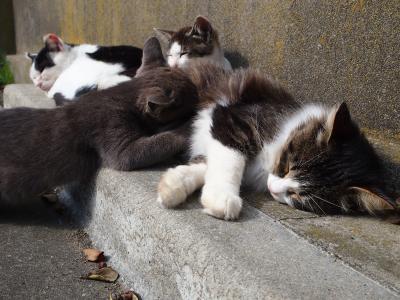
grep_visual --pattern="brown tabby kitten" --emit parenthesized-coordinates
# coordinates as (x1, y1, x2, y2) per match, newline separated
(157, 63, 398, 220)
(0, 38, 198, 203)
(154, 16, 232, 70)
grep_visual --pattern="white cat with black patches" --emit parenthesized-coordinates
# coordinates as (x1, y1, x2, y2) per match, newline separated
(154, 16, 232, 70)
(27, 34, 143, 104)
(158, 64, 399, 220)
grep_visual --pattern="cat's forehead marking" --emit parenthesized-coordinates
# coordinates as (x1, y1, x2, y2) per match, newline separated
(169, 42, 182, 56)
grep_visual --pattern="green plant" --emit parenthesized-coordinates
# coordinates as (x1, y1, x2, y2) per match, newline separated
(0, 50, 14, 87)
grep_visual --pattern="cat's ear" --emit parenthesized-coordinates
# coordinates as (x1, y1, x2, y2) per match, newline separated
(138, 37, 166, 72)
(326, 102, 359, 143)
(349, 186, 399, 213)
(190, 16, 213, 41)
(43, 33, 65, 52)
(25, 52, 37, 62)
(146, 96, 173, 115)
(153, 28, 174, 45)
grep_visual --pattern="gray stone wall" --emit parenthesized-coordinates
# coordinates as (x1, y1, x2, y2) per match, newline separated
(12, 0, 400, 133)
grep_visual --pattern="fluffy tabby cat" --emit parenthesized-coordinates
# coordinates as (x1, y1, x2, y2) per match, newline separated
(26, 33, 143, 103)
(154, 16, 232, 70)
(1, 38, 198, 202)
(157, 64, 398, 220)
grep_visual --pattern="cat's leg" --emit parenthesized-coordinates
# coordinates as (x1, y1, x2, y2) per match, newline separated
(157, 159, 207, 208)
(98, 75, 131, 90)
(201, 140, 246, 220)
(107, 125, 190, 171)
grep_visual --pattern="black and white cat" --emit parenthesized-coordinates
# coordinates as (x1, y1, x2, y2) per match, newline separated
(26, 33, 143, 102)
(157, 64, 398, 220)
(154, 16, 232, 70)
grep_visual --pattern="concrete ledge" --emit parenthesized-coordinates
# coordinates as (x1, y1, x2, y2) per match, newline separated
(4, 84, 53, 108)
(3, 84, 399, 299)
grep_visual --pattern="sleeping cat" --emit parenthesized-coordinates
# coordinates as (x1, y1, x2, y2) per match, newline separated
(1, 37, 198, 203)
(26, 33, 143, 103)
(157, 63, 398, 220)
(154, 16, 232, 70)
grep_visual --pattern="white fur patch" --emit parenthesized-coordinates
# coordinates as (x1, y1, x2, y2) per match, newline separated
(190, 106, 216, 158)
(167, 42, 232, 70)
(157, 163, 207, 208)
(201, 138, 246, 220)
(48, 55, 125, 99)
(167, 42, 182, 68)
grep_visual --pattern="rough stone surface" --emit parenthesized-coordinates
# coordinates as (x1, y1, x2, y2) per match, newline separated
(4, 84, 400, 299)
(7, 54, 32, 84)
(70, 168, 398, 299)
(12, 0, 400, 133)
(4, 84, 54, 108)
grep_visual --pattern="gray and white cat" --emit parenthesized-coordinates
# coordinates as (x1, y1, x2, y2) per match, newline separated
(154, 16, 232, 70)
(157, 64, 398, 220)
(26, 33, 143, 103)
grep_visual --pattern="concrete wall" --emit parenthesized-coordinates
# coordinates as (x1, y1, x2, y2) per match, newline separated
(12, 0, 400, 133)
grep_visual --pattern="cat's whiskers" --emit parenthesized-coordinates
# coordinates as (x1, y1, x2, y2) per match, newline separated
(305, 192, 327, 215)
(309, 192, 343, 210)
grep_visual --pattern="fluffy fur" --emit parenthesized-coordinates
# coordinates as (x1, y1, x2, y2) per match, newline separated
(2, 38, 198, 203)
(26, 34, 143, 102)
(158, 63, 398, 220)
(154, 16, 232, 70)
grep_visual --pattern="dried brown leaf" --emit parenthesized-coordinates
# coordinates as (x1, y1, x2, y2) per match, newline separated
(82, 248, 104, 262)
(81, 267, 119, 283)
(109, 291, 139, 300)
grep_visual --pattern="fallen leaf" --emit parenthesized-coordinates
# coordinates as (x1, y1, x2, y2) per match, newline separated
(98, 261, 107, 269)
(83, 248, 104, 262)
(109, 291, 139, 300)
(81, 267, 119, 283)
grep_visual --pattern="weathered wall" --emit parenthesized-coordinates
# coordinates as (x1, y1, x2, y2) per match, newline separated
(12, 0, 400, 133)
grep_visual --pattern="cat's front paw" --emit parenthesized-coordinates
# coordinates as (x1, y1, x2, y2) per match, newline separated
(157, 168, 188, 208)
(201, 187, 242, 220)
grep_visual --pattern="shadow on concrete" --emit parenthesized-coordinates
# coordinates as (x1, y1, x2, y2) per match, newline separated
(0, 199, 78, 229)
(224, 50, 249, 69)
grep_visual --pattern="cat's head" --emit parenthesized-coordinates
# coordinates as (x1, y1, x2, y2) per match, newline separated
(267, 103, 398, 215)
(26, 33, 72, 91)
(135, 37, 198, 124)
(154, 16, 230, 69)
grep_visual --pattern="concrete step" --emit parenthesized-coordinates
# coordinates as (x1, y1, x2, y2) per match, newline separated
(3, 84, 400, 299)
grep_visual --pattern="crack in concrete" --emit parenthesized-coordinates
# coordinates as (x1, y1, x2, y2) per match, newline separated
(277, 216, 321, 221)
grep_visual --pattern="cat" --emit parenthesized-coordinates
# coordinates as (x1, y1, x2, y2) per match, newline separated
(154, 16, 232, 70)
(157, 63, 398, 220)
(26, 33, 143, 103)
(0, 37, 198, 203)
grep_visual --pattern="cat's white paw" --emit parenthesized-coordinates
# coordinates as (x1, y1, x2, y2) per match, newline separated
(201, 187, 242, 220)
(157, 168, 188, 208)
